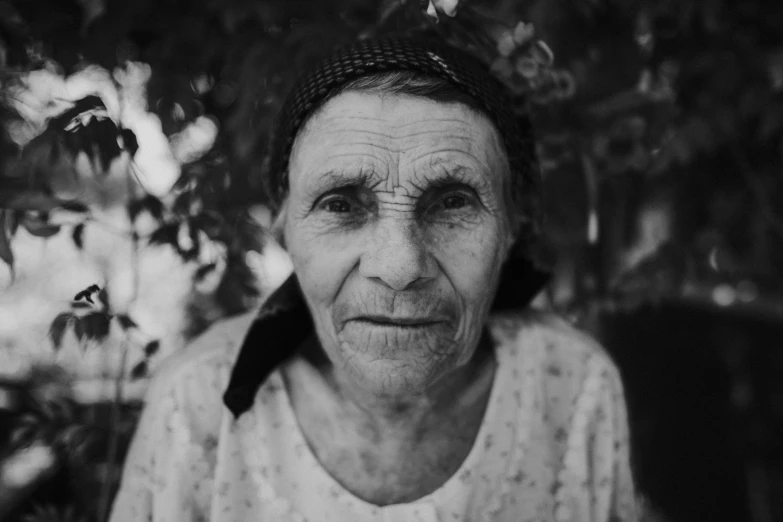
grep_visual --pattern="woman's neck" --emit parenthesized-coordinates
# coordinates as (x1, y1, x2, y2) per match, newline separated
(324, 347, 495, 442)
(282, 340, 497, 504)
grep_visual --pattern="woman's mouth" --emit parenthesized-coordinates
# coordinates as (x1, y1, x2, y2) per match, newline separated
(352, 315, 445, 328)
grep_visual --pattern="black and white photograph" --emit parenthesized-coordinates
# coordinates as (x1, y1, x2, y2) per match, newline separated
(0, 1, 781, 521)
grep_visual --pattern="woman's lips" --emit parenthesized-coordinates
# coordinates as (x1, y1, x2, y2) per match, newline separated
(351, 315, 445, 328)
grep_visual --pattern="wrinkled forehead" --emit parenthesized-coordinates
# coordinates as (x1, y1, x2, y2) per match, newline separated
(287, 91, 510, 192)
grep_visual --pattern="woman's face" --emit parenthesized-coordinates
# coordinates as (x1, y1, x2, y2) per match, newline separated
(283, 91, 513, 397)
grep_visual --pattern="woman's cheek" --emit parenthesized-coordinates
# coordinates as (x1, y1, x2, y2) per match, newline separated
(288, 222, 361, 297)
(428, 221, 506, 296)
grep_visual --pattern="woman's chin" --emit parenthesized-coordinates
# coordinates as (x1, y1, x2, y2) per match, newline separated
(341, 354, 448, 397)
(331, 325, 465, 395)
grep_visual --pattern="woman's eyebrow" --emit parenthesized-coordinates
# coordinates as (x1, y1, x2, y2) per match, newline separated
(310, 169, 374, 190)
(419, 164, 492, 191)
(306, 163, 493, 193)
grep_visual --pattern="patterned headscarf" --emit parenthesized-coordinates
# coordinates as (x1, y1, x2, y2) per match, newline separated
(224, 35, 551, 418)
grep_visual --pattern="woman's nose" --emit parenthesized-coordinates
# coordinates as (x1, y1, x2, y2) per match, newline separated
(360, 220, 435, 291)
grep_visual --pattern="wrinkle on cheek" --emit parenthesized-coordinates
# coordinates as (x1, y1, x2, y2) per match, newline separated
(439, 227, 505, 321)
(287, 199, 316, 223)
(427, 223, 502, 262)
(424, 214, 484, 232)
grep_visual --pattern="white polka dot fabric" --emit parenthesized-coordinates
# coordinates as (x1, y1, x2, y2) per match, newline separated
(110, 310, 637, 522)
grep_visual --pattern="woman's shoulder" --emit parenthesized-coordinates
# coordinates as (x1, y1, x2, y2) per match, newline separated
(490, 310, 629, 461)
(141, 307, 260, 431)
(489, 309, 626, 424)
(489, 309, 620, 379)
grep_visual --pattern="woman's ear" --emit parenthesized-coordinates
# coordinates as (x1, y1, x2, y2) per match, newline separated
(270, 199, 288, 249)
(502, 217, 519, 263)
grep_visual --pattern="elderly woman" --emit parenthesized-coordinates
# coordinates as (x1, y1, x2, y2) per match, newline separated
(110, 35, 637, 522)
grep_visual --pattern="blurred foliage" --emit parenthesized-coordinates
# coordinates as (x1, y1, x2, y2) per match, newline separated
(0, 281, 155, 521)
(0, 368, 142, 521)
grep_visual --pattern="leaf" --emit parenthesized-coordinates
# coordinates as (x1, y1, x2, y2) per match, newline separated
(172, 192, 194, 216)
(53, 96, 107, 129)
(130, 360, 148, 380)
(144, 340, 160, 357)
(172, 173, 193, 192)
(58, 200, 89, 213)
(9, 414, 41, 447)
(81, 312, 111, 342)
(9, 211, 21, 235)
(58, 425, 94, 461)
(73, 317, 85, 343)
(148, 223, 178, 247)
(194, 262, 216, 281)
(73, 284, 100, 302)
(52, 96, 123, 173)
(72, 223, 84, 249)
(0, 210, 14, 267)
(190, 212, 223, 239)
(49, 313, 72, 350)
(129, 195, 164, 222)
(22, 216, 61, 238)
(116, 314, 137, 330)
(97, 287, 109, 310)
(177, 222, 200, 261)
(120, 128, 139, 156)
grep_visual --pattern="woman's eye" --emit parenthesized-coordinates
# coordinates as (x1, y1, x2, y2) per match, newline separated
(324, 198, 352, 213)
(441, 193, 469, 210)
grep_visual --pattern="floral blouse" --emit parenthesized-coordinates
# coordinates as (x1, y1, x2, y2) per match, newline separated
(109, 309, 637, 522)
